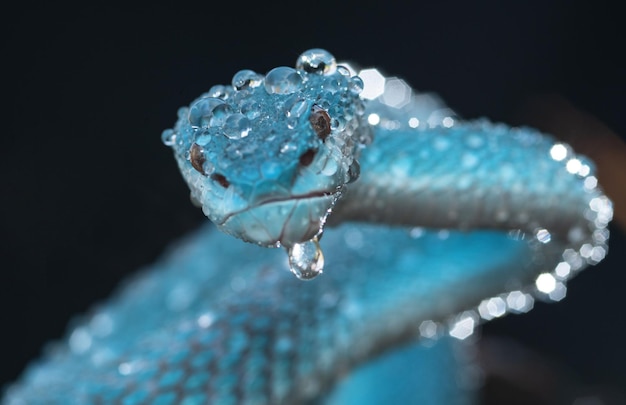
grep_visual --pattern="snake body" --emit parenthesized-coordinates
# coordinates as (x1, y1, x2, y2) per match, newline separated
(2, 49, 612, 404)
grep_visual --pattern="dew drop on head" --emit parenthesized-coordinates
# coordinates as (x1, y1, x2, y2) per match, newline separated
(231, 69, 263, 90)
(287, 238, 324, 280)
(295, 48, 337, 75)
(188, 97, 228, 127)
(264, 67, 303, 95)
(223, 113, 251, 139)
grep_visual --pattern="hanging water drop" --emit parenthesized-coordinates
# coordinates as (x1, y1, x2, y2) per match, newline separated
(287, 238, 324, 280)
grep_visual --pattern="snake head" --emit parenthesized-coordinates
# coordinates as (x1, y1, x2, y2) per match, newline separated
(164, 49, 368, 248)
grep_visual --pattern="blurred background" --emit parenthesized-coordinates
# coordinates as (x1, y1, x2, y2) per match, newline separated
(2, 2, 625, 404)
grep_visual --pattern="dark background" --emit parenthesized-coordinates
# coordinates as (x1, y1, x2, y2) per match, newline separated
(2, 2, 625, 404)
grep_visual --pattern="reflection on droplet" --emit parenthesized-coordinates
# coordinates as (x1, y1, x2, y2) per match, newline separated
(287, 238, 324, 280)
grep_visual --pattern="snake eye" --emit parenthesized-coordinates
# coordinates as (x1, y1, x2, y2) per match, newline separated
(189, 143, 206, 175)
(210, 173, 230, 188)
(309, 104, 331, 141)
(299, 148, 317, 167)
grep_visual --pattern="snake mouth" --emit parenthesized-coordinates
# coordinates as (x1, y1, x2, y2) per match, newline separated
(219, 190, 338, 225)
(218, 190, 339, 247)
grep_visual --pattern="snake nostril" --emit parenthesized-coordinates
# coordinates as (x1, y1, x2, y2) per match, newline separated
(299, 149, 317, 167)
(210, 173, 230, 188)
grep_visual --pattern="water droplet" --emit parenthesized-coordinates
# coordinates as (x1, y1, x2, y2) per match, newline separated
(348, 76, 364, 94)
(241, 100, 261, 120)
(287, 238, 324, 280)
(337, 65, 352, 77)
(288, 99, 308, 119)
(195, 130, 212, 146)
(208, 103, 233, 127)
(206, 84, 231, 99)
(285, 98, 308, 129)
(161, 129, 176, 146)
(223, 113, 251, 139)
(295, 48, 337, 75)
(286, 116, 298, 129)
(231, 69, 263, 90)
(188, 97, 227, 127)
(264, 67, 303, 95)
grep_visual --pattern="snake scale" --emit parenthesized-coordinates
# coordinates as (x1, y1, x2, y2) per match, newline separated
(2, 49, 612, 404)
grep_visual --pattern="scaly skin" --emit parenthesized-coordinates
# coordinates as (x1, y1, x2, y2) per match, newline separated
(2, 49, 612, 404)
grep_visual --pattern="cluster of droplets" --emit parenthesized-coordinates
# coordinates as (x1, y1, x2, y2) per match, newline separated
(163, 48, 366, 184)
(162, 49, 368, 280)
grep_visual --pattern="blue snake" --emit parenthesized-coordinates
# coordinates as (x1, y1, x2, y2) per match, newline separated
(2, 49, 612, 404)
